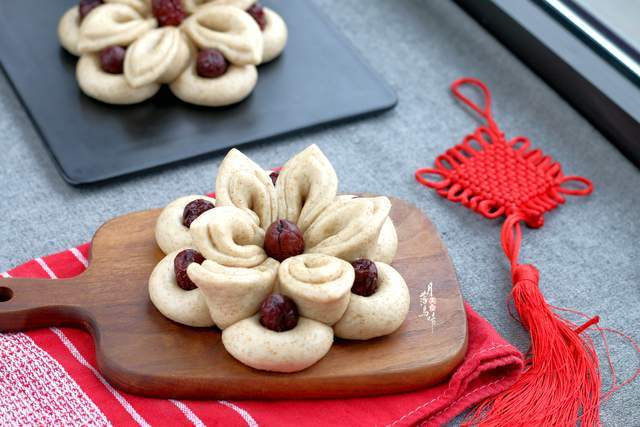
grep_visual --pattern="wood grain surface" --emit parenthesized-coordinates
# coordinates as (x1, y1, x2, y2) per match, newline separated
(0, 197, 467, 399)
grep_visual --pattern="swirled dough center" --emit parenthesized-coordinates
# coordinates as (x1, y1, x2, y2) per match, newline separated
(190, 206, 267, 267)
(278, 254, 354, 325)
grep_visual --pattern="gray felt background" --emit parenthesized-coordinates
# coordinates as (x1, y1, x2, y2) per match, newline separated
(0, 0, 638, 425)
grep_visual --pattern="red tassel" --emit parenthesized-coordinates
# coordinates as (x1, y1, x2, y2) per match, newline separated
(463, 216, 602, 426)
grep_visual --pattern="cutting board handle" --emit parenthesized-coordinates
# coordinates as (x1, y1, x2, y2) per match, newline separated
(0, 276, 94, 332)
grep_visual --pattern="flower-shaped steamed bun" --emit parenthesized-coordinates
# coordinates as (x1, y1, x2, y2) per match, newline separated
(148, 249, 214, 327)
(190, 206, 266, 267)
(333, 262, 410, 340)
(155, 195, 216, 254)
(58, 0, 287, 106)
(278, 254, 354, 325)
(188, 258, 279, 329)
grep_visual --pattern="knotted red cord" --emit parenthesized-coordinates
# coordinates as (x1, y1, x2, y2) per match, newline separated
(416, 78, 639, 426)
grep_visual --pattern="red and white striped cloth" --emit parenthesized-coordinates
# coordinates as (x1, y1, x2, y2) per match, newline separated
(1, 244, 523, 426)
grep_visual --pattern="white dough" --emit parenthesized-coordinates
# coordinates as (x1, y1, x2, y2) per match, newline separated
(148, 250, 215, 328)
(189, 206, 266, 268)
(182, 4, 263, 65)
(58, 7, 81, 56)
(155, 195, 216, 255)
(278, 254, 354, 325)
(170, 61, 258, 107)
(215, 149, 278, 230)
(261, 8, 287, 63)
(275, 145, 338, 233)
(77, 3, 156, 54)
(124, 27, 192, 87)
(366, 217, 398, 264)
(188, 258, 279, 329)
(304, 196, 391, 262)
(222, 315, 334, 373)
(333, 262, 410, 340)
(76, 54, 160, 105)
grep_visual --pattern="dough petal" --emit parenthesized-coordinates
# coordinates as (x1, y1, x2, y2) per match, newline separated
(184, 0, 255, 14)
(182, 4, 263, 65)
(76, 54, 160, 104)
(155, 195, 217, 255)
(334, 195, 398, 263)
(275, 145, 338, 233)
(148, 250, 215, 327)
(222, 315, 334, 373)
(169, 59, 257, 107)
(125, 27, 192, 87)
(78, 3, 156, 53)
(278, 254, 353, 325)
(305, 196, 391, 262)
(367, 217, 398, 263)
(105, 0, 151, 15)
(261, 8, 287, 63)
(215, 149, 278, 230)
(190, 206, 267, 267)
(58, 7, 81, 56)
(334, 263, 410, 340)
(188, 258, 278, 329)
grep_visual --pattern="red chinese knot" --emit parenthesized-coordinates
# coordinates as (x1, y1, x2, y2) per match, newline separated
(416, 78, 612, 426)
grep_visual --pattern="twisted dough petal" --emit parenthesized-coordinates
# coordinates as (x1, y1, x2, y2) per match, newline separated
(278, 254, 354, 325)
(222, 315, 333, 373)
(333, 262, 410, 340)
(155, 195, 217, 254)
(125, 27, 192, 87)
(182, 4, 263, 65)
(105, 0, 151, 15)
(366, 216, 398, 263)
(58, 7, 82, 56)
(190, 206, 266, 267)
(77, 54, 160, 104)
(261, 8, 287, 63)
(169, 59, 257, 107)
(188, 258, 279, 329)
(275, 145, 338, 233)
(215, 149, 278, 230)
(305, 196, 392, 262)
(78, 3, 156, 53)
(335, 195, 398, 263)
(148, 250, 215, 328)
(184, 0, 255, 14)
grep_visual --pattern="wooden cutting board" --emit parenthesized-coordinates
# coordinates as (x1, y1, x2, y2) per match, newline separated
(0, 197, 467, 400)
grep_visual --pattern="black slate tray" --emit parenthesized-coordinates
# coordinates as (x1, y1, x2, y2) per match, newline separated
(0, 0, 396, 185)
